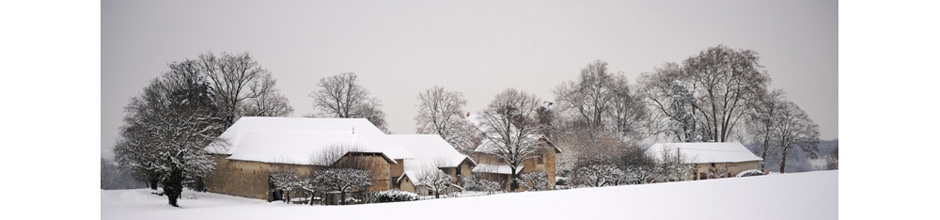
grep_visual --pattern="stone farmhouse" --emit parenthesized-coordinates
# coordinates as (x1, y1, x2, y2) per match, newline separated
(471, 138, 561, 191)
(646, 142, 762, 180)
(203, 117, 476, 202)
(388, 135, 477, 196)
(466, 114, 561, 191)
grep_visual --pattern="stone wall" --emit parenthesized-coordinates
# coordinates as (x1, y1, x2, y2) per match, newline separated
(204, 154, 321, 201)
(205, 153, 394, 201)
(692, 160, 761, 180)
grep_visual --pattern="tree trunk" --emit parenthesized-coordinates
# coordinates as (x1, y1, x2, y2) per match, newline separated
(760, 150, 767, 170)
(163, 168, 184, 207)
(284, 190, 291, 204)
(309, 192, 316, 206)
(193, 177, 206, 192)
(148, 179, 158, 191)
(340, 191, 347, 205)
(779, 151, 788, 173)
(509, 168, 518, 192)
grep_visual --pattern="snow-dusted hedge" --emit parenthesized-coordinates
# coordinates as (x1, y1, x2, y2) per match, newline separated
(374, 190, 419, 203)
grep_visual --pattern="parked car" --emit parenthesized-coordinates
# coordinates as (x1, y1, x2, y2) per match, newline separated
(735, 169, 765, 177)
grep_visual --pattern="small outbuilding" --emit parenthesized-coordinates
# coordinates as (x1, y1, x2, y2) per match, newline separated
(647, 142, 762, 180)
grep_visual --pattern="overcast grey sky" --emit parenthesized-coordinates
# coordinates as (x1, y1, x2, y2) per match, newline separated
(101, 0, 837, 159)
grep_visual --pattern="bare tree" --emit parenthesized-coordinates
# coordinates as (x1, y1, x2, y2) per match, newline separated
(197, 52, 270, 126)
(300, 176, 324, 206)
(418, 168, 453, 198)
(637, 63, 701, 142)
(746, 90, 786, 170)
(682, 45, 771, 142)
(639, 45, 771, 142)
(775, 101, 820, 173)
(311, 168, 372, 205)
(554, 60, 648, 142)
(607, 75, 649, 141)
(304, 144, 380, 205)
(415, 86, 473, 151)
(309, 72, 389, 132)
(475, 88, 546, 192)
(357, 97, 389, 133)
(310, 72, 367, 118)
(269, 166, 303, 204)
(554, 60, 617, 130)
(240, 73, 294, 117)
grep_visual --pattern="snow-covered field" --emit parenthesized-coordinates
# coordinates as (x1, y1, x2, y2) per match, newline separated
(102, 170, 837, 220)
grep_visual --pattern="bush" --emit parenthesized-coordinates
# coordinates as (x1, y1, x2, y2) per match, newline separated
(374, 190, 419, 203)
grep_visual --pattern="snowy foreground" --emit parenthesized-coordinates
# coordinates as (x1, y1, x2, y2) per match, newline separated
(102, 170, 837, 220)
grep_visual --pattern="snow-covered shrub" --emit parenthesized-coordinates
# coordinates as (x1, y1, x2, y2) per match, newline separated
(521, 170, 549, 191)
(344, 197, 361, 204)
(575, 164, 625, 187)
(473, 179, 502, 194)
(374, 190, 419, 203)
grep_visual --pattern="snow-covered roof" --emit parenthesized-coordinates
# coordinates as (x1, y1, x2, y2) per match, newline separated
(646, 142, 761, 164)
(388, 134, 476, 167)
(396, 166, 449, 186)
(397, 171, 421, 185)
(472, 163, 523, 175)
(207, 117, 406, 165)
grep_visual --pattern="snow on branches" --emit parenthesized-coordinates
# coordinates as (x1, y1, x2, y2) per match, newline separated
(312, 168, 372, 205)
(520, 170, 549, 191)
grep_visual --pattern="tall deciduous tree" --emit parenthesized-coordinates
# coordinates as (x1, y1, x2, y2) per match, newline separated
(240, 73, 294, 117)
(775, 101, 820, 173)
(554, 60, 617, 130)
(309, 72, 389, 133)
(746, 90, 786, 170)
(116, 59, 224, 207)
(682, 45, 770, 142)
(415, 86, 473, 151)
(198, 52, 289, 126)
(554, 60, 648, 139)
(475, 88, 546, 192)
(639, 45, 770, 142)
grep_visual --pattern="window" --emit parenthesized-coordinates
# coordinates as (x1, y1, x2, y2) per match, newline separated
(537, 156, 544, 164)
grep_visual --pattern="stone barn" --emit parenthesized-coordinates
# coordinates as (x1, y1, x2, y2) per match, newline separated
(387, 134, 477, 196)
(203, 117, 478, 202)
(646, 142, 762, 181)
(204, 117, 406, 202)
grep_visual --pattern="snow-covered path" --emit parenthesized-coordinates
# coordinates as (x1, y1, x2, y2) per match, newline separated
(102, 170, 837, 220)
